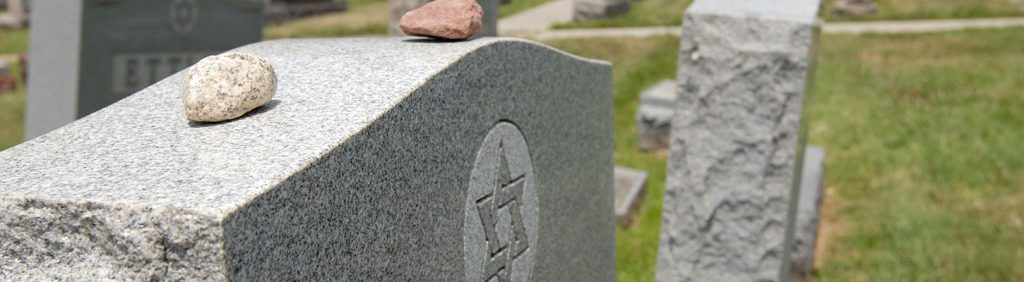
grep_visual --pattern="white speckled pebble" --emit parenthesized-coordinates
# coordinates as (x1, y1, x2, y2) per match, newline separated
(183, 52, 277, 122)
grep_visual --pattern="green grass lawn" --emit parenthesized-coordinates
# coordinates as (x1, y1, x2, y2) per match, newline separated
(546, 28, 1024, 281)
(812, 27, 1024, 281)
(499, 0, 554, 17)
(0, 59, 24, 149)
(0, 28, 27, 54)
(555, 0, 1024, 29)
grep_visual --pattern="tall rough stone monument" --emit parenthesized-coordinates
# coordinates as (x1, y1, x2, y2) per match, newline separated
(0, 38, 615, 281)
(24, 0, 263, 140)
(389, 0, 497, 37)
(656, 0, 822, 281)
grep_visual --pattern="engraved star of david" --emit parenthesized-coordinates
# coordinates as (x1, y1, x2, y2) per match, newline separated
(475, 141, 530, 282)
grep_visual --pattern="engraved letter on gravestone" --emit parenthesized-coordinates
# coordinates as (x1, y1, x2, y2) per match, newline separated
(465, 121, 539, 282)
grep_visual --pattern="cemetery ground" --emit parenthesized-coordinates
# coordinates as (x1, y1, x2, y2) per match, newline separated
(547, 27, 1024, 281)
(555, 0, 1024, 28)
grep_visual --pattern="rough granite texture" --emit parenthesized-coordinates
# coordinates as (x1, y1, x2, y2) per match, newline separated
(184, 53, 277, 122)
(400, 0, 483, 40)
(0, 37, 615, 281)
(656, 0, 821, 281)
(791, 145, 824, 278)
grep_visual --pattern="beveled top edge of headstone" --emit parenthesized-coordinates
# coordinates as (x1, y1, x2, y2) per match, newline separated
(0, 37, 609, 218)
(687, 0, 822, 24)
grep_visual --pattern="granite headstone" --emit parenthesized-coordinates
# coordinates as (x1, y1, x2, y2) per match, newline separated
(1, 37, 615, 281)
(24, 0, 263, 140)
(656, 0, 822, 281)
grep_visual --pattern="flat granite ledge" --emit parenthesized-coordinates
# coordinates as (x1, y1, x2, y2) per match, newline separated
(0, 37, 610, 218)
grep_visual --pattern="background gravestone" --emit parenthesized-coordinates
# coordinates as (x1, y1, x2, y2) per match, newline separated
(388, 0, 497, 37)
(264, 0, 348, 23)
(791, 145, 825, 279)
(0, 0, 27, 28)
(0, 37, 615, 281)
(656, 0, 822, 281)
(23, 0, 263, 140)
(572, 0, 629, 21)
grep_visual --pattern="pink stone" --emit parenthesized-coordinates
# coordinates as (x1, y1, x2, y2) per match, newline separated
(399, 0, 483, 40)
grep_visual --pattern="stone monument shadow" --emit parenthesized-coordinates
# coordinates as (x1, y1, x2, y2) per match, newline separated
(187, 99, 282, 128)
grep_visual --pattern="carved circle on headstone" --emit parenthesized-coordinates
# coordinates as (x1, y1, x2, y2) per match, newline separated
(464, 121, 539, 282)
(169, 0, 200, 35)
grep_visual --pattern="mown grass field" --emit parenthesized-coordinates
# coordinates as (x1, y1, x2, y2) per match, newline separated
(546, 27, 1024, 281)
(556, 0, 1024, 29)
(0, 59, 24, 150)
(811, 27, 1024, 281)
(0, 28, 27, 54)
(827, 0, 1024, 21)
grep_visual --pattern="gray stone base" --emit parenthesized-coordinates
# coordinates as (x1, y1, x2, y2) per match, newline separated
(573, 0, 629, 21)
(791, 145, 825, 279)
(614, 166, 648, 227)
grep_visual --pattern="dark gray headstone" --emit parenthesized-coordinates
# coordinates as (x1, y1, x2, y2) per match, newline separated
(24, 0, 263, 140)
(656, 0, 822, 281)
(1, 37, 615, 281)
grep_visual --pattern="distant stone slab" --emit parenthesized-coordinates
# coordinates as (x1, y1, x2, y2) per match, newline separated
(656, 0, 822, 281)
(264, 0, 348, 23)
(0, 38, 615, 281)
(635, 79, 675, 151)
(573, 0, 629, 21)
(613, 166, 648, 226)
(791, 145, 825, 279)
